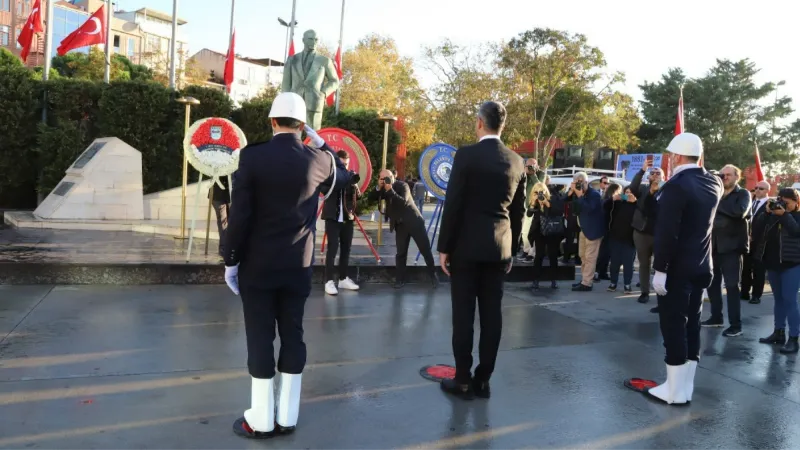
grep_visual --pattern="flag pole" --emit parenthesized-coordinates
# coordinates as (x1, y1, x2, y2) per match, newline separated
(42, 0, 54, 84)
(334, 0, 345, 115)
(168, 0, 179, 89)
(104, 0, 112, 83)
(228, 0, 235, 61)
(288, 0, 297, 51)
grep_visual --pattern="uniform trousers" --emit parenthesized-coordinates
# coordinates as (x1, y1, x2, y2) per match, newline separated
(324, 219, 354, 281)
(657, 272, 712, 365)
(240, 267, 312, 379)
(450, 260, 507, 383)
(395, 221, 435, 281)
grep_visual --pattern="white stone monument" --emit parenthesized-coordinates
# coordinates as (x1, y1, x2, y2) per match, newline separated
(34, 137, 144, 221)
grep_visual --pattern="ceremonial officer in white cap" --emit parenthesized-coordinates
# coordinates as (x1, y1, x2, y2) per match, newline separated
(626, 132, 722, 405)
(223, 92, 353, 438)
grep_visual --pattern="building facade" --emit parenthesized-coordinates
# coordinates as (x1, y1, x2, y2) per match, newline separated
(114, 7, 187, 74)
(189, 48, 284, 105)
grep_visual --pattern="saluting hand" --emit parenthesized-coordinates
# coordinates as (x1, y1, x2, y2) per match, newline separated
(304, 125, 325, 148)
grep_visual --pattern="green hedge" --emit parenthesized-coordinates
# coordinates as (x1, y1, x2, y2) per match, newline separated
(0, 65, 397, 209)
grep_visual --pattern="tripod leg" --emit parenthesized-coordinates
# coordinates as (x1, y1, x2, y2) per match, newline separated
(321, 232, 327, 254)
(428, 200, 443, 251)
(354, 216, 381, 263)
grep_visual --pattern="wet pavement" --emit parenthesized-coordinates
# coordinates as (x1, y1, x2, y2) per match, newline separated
(1, 282, 799, 448)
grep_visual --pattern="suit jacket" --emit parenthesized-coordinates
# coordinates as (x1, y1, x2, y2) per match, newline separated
(223, 133, 351, 280)
(575, 187, 605, 240)
(368, 181, 424, 230)
(713, 184, 752, 255)
(281, 51, 340, 113)
(436, 138, 526, 263)
(653, 167, 723, 277)
(748, 196, 770, 251)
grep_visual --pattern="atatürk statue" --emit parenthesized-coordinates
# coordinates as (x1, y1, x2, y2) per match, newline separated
(281, 29, 340, 130)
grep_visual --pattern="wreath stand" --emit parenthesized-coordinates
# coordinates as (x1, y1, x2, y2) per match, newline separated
(415, 199, 444, 264)
(186, 174, 232, 262)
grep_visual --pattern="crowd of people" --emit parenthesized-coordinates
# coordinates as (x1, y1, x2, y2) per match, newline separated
(517, 154, 800, 352)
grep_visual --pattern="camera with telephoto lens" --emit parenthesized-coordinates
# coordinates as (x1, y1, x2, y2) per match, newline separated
(382, 176, 393, 185)
(537, 192, 545, 201)
(768, 199, 786, 211)
(574, 183, 583, 192)
(349, 172, 360, 185)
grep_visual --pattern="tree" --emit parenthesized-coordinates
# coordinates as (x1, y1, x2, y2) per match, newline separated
(50, 48, 131, 81)
(497, 28, 623, 162)
(112, 54, 153, 81)
(638, 60, 800, 172)
(0, 48, 23, 68)
(339, 34, 435, 162)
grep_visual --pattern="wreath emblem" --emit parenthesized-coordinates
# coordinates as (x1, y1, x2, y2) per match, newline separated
(184, 118, 248, 178)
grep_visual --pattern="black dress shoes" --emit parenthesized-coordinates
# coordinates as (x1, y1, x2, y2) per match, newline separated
(440, 378, 474, 400)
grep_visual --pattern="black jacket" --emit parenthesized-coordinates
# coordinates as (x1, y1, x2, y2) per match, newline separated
(437, 138, 526, 262)
(208, 176, 231, 204)
(653, 167, 723, 277)
(223, 133, 351, 277)
(748, 197, 770, 253)
(367, 181, 424, 231)
(321, 179, 361, 221)
(604, 199, 636, 245)
(713, 185, 752, 255)
(752, 210, 800, 265)
(526, 190, 566, 242)
(629, 169, 658, 234)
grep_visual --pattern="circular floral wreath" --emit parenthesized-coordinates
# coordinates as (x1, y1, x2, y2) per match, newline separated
(183, 118, 248, 178)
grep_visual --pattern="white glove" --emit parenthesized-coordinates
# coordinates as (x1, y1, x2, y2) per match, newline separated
(224, 265, 240, 295)
(304, 125, 325, 148)
(653, 271, 668, 296)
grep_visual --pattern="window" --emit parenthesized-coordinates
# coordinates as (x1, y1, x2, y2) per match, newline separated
(113, 35, 120, 53)
(16, 27, 21, 48)
(16, 0, 22, 15)
(50, 7, 91, 58)
(146, 34, 159, 52)
(0, 26, 9, 46)
(1, 0, 10, 12)
(127, 37, 135, 58)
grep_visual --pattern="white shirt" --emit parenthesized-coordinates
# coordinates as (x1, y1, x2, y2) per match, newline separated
(479, 135, 501, 142)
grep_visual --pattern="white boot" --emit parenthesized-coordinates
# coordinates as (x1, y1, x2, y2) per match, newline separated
(685, 360, 697, 401)
(647, 363, 689, 405)
(243, 376, 275, 432)
(277, 372, 302, 428)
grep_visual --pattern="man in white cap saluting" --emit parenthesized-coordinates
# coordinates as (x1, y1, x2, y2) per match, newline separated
(223, 92, 353, 438)
(625, 132, 722, 405)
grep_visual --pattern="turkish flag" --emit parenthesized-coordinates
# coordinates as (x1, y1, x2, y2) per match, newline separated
(326, 46, 343, 107)
(17, 0, 43, 62)
(288, 41, 295, 57)
(57, 5, 106, 56)
(674, 90, 684, 135)
(224, 30, 235, 94)
(754, 144, 765, 182)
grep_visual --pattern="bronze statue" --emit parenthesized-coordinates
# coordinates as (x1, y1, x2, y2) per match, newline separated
(281, 29, 340, 130)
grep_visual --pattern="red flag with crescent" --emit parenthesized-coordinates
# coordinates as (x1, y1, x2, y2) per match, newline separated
(326, 46, 343, 107)
(17, 0, 43, 62)
(57, 5, 106, 56)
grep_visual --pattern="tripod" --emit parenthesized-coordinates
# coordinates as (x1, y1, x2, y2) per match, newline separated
(414, 199, 444, 264)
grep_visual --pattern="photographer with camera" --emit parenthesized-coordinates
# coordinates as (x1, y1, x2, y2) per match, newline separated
(321, 151, 362, 296)
(753, 188, 800, 353)
(604, 184, 638, 293)
(629, 159, 663, 305)
(569, 172, 605, 291)
(368, 169, 438, 289)
(527, 182, 565, 290)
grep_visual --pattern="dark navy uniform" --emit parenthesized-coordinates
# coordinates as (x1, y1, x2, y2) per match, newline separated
(224, 133, 351, 379)
(653, 166, 723, 365)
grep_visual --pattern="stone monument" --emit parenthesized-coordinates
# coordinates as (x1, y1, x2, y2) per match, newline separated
(34, 137, 144, 221)
(281, 29, 340, 130)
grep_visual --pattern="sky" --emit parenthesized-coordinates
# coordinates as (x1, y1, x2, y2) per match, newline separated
(120, 0, 799, 119)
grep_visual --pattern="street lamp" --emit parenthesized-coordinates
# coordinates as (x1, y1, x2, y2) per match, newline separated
(175, 96, 201, 240)
(278, 18, 298, 63)
(376, 114, 397, 246)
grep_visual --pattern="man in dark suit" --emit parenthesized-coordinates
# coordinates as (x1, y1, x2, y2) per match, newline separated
(741, 180, 771, 304)
(437, 101, 526, 400)
(223, 92, 352, 439)
(703, 164, 751, 337)
(627, 132, 722, 405)
(208, 176, 231, 257)
(368, 169, 438, 288)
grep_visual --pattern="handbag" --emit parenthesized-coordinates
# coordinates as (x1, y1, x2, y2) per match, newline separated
(540, 212, 565, 237)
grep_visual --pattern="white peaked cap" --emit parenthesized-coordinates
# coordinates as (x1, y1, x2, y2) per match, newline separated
(667, 132, 703, 157)
(268, 92, 307, 123)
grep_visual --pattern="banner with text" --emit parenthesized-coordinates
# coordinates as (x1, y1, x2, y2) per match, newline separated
(616, 154, 663, 182)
